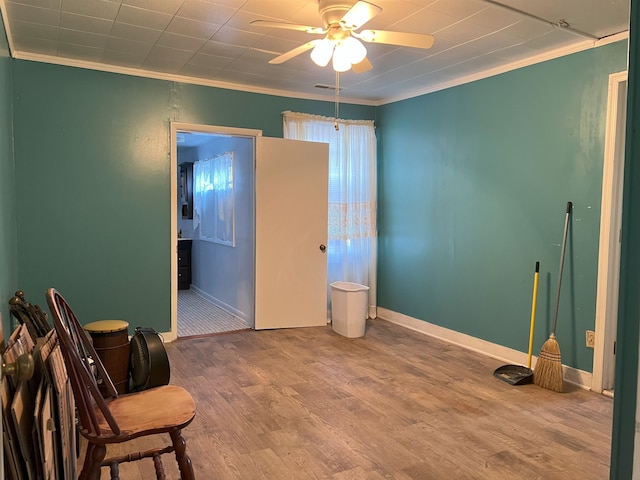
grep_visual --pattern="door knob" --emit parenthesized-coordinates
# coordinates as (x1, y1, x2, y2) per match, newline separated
(2, 353, 34, 381)
(319, 244, 326, 252)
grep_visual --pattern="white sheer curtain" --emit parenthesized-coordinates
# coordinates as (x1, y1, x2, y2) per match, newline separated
(283, 111, 378, 319)
(193, 153, 235, 245)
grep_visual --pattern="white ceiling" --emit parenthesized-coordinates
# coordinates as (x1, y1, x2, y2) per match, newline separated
(0, 0, 630, 105)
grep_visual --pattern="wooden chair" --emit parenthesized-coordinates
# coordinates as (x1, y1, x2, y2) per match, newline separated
(45, 288, 196, 480)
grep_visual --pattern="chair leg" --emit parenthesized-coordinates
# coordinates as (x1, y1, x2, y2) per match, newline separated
(170, 429, 195, 480)
(80, 442, 106, 480)
(109, 461, 120, 480)
(153, 453, 166, 480)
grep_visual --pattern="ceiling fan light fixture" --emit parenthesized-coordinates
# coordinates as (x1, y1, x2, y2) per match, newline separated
(342, 36, 367, 64)
(253, 1, 436, 73)
(332, 42, 354, 72)
(310, 38, 335, 67)
(332, 43, 352, 72)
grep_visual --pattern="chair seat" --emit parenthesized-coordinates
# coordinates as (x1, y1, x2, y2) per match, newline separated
(90, 385, 196, 443)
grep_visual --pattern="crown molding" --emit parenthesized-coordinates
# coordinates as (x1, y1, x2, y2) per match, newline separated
(8, 31, 628, 108)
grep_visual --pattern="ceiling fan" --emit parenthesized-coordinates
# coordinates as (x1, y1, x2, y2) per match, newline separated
(251, 0, 435, 73)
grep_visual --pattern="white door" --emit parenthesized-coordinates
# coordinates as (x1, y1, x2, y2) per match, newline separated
(255, 137, 329, 329)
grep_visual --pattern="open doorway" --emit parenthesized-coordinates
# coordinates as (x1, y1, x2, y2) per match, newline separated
(593, 71, 628, 395)
(170, 123, 262, 338)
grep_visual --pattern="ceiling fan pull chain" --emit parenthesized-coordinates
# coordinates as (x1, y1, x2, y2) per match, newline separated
(334, 71, 340, 131)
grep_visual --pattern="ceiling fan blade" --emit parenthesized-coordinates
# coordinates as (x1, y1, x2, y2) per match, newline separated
(250, 20, 326, 34)
(340, 1, 382, 30)
(358, 30, 435, 49)
(351, 56, 373, 74)
(268, 40, 320, 65)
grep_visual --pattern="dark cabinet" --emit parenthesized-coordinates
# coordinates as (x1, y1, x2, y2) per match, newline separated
(179, 162, 193, 219)
(178, 240, 192, 290)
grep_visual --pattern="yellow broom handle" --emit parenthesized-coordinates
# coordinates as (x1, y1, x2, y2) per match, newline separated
(527, 262, 540, 369)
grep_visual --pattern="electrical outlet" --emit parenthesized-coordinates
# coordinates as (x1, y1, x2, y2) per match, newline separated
(586, 330, 596, 348)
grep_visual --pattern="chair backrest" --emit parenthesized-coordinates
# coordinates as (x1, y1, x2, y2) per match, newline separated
(45, 287, 121, 437)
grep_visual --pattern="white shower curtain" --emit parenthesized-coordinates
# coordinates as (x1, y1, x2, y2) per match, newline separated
(283, 111, 378, 318)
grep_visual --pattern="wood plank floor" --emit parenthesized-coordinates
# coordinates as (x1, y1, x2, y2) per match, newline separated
(90, 319, 612, 479)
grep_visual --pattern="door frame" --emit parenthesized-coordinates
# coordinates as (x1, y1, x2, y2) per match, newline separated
(592, 71, 627, 393)
(168, 122, 262, 341)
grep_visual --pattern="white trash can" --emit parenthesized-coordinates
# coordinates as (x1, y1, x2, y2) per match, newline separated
(330, 281, 369, 338)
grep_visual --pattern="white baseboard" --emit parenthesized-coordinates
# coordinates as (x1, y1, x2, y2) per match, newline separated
(162, 330, 177, 343)
(191, 285, 250, 322)
(377, 307, 593, 391)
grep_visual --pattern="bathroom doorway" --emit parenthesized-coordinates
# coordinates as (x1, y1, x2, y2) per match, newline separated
(171, 123, 260, 338)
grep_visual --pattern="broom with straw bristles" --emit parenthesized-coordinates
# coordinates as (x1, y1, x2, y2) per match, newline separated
(534, 201, 572, 393)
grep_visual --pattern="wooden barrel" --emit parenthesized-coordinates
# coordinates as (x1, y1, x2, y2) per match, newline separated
(84, 320, 130, 396)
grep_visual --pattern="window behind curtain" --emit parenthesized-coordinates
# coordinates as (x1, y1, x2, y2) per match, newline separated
(283, 111, 377, 318)
(193, 152, 235, 246)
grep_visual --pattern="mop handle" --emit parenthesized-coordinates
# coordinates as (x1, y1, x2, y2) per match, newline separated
(551, 202, 572, 335)
(527, 261, 539, 369)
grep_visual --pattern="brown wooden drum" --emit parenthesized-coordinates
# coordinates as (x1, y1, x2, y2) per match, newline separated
(84, 319, 130, 396)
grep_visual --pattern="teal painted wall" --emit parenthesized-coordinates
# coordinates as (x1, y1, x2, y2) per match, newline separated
(11, 60, 375, 331)
(377, 40, 628, 373)
(0, 12, 16, 337)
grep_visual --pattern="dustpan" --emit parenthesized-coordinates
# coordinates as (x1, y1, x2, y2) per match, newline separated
(493, 364, 533, 385)
(493, 261, 539, 386)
